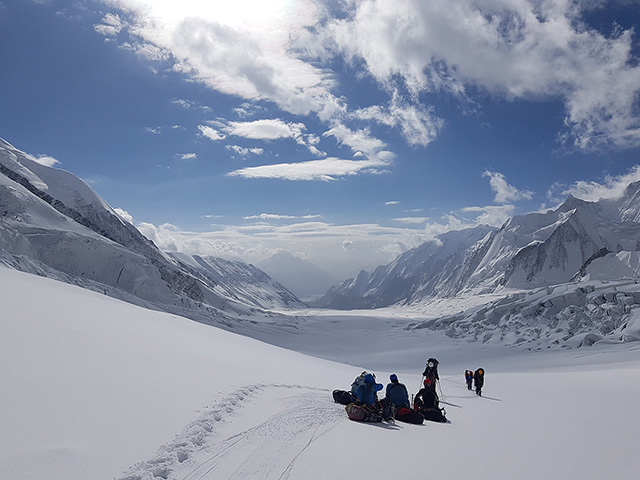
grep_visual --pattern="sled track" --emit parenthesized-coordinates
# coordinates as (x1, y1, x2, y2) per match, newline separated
(117, 384, 344, 480)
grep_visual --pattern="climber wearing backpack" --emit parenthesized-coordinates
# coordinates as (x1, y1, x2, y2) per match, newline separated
(465, 370, 474, 390)
(414, 378, 447, 423)
(385, 374, 423, 424)
(345, 372, 384, 423)
(422, 358, 440, 392)
(354, 373, 383, 406)
(385, 374, 410, 407)
(350, 371, 368, 397)
(474, 368, 485, 396)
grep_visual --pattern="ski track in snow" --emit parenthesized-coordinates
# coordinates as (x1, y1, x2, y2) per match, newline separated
(117, 384, 344, 480)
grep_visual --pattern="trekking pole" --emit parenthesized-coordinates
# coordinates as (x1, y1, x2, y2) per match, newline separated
(437, 380, 444, 399)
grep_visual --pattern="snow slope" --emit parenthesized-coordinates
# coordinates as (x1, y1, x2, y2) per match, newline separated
(2, 266, 640, 480)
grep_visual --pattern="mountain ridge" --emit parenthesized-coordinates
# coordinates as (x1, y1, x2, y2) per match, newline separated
(317, 186, 640, 310)
(0, 138, 304, 328)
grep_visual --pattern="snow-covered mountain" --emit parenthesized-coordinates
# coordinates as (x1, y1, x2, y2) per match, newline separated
(314, 225, 496, 309)
(168, 252, 302, 309)
(257, 250, 341, 300)
(0, 138, 304, 324)
(318, 186, 640, 309)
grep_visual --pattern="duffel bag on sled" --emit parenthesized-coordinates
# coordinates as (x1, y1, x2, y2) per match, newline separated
(345, 403, 382, 423)
(419, 407, 447, 423)
(395, 407, 424, 424)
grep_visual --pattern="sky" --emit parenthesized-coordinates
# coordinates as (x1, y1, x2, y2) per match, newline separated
(3, 264, 640, 480)
(1, 0, 640, 279)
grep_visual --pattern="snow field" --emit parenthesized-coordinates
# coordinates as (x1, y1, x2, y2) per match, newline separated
(2, 266, 640, 480)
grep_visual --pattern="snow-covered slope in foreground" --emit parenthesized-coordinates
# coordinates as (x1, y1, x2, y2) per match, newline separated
(2, 267, 640, 480)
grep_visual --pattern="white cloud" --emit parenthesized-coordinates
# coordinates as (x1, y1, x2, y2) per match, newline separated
(136, 219, 430, 280)
(459, 205, 515, 228)
(483, 171, 534, 204)
(322, 123, 395, 162)
(227, 156, 390, 181)
(352, 95, 444, 147)
(385, 201, 400, 206)
(225, 119, 304, 140)
(171, 98, 212, 112)
(226, 145, 264, 157)
(134, 202, 518, 281)
(243, 213, 321, 220)
(95, 0, 640, 180)
(179, 153, 197, 160)
(114, 207, 133, 224)
(26, 153, 60, 167)
(94, 13, 124, 37)
(202, 119, 325, 156)
(329, 0, 640, 150)
(101, 0, 339, 116)
(393, 217, 428, 224)
(198, 125, 226, 141)
(550, 164, 640, 202)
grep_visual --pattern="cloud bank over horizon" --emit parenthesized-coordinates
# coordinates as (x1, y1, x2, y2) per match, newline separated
(129, 166, 640, 281)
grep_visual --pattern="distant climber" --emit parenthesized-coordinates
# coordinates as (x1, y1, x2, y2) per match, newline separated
(474, 368, 485, 396)
(465, 370, 474, 390)
(422, 358, 440, 392)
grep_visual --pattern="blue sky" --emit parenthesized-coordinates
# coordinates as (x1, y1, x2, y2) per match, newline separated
(1, 0, 640, 280)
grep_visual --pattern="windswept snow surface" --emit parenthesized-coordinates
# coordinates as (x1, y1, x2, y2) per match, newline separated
(2, 267, 640, 480)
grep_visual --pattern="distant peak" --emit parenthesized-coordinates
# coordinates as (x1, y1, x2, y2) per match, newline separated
(557, 193, 589, 212)
(622, 180, 640, 199)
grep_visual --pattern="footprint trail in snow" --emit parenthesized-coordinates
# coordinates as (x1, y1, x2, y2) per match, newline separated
(117, 384, 344, 480)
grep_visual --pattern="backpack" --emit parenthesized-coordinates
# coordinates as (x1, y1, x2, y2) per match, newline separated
(423, 358, 439, 380)
(420, 407, 447, 423)
(333, 389, 356, 405)
(350, 371, 369, 396)
(395, 407, 424, 425)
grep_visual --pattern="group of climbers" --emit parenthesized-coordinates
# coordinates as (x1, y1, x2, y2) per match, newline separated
(465, 368, 485, 396)
(333, 358, 488, 424)
(333, 358, 448, 424)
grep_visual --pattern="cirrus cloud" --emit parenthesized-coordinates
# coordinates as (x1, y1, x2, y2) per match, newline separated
(227, 156, 391, 181)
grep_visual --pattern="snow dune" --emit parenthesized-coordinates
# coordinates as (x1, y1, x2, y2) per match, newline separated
(1, 266, 639, 480)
